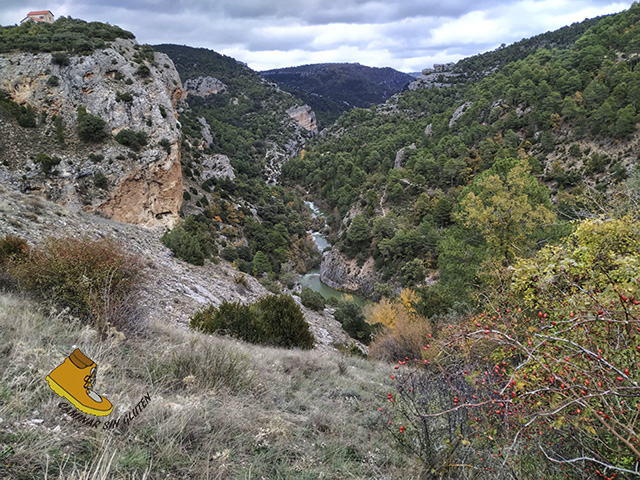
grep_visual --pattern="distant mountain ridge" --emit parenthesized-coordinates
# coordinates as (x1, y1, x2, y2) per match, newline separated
(262, 63, 415, 126)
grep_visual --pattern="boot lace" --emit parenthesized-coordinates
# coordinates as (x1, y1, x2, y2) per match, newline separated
(84, 369, 96, 391)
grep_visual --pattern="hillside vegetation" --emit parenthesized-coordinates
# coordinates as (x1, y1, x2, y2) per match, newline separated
(154, 44, 323, 289)
(283, 3, 640, 310)
(278, 6, 640, 478)
(262, 63, 415, 126)
(155, 44, 305, 174)
(0, 291, 415, 478)
(0, 16, 134, 54)
(1, 6, 640, 479)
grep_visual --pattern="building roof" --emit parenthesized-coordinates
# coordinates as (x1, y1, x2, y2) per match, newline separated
(21, 16, 46, 23)
(27, 10, 53, 16)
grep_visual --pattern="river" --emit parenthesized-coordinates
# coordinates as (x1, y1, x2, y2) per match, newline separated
(300, 201, 367, 307)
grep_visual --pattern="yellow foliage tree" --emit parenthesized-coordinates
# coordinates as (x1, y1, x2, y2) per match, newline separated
(456, 157, 556, 264)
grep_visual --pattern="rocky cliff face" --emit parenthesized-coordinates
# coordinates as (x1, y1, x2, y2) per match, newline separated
(320, 250, 378, 297)
(286, 105, 318, 135)
(183, 76, 227, 97)
(0, 38, 183, 227)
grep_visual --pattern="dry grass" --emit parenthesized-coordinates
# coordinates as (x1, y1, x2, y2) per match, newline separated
(0, 292, 419, 479)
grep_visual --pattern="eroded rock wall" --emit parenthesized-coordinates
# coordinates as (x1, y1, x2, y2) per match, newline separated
(320, 250, 378, 297)
(0, 38, 184, 227)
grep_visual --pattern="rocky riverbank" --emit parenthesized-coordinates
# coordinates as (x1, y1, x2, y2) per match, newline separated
(320, 249, 378, 297)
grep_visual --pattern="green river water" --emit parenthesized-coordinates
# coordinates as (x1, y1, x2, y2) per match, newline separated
(300, 202, 367, 306)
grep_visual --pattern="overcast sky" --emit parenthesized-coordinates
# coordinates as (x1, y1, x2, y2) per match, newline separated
(0, 1, 631, 72)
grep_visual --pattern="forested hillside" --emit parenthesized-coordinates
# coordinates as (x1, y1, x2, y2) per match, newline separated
(277, 7, 640, 478)
(154, 44, 322, 287)
(453, 14, 607, 79)
(262, 63, 415, 126)
(282, 3, 640, 315)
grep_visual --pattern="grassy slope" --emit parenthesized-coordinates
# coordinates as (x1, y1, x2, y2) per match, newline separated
(0, 292, 415, 479)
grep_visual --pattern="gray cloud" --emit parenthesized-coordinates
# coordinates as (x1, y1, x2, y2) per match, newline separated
(0, 1, 632, 71)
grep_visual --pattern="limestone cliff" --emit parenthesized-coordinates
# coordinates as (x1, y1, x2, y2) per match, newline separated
(183, 76, 227, 97)
(0, 38, 183, 227)
(320, 250, 378, 297)
(286, 105, 318, 135)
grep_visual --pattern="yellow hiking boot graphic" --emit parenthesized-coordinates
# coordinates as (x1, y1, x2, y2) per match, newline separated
(46, 348, 113, 417)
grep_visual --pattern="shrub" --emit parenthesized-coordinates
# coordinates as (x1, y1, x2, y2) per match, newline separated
(35, 153, 62, 174)
(53, 115, 65, 144)
(17, 104, 36, 128)
(334, 301, 372, 344)
(191, 295, 314, 349)
(12, 235, 144, 333)
(159, 138, 171, 153)
(300, 287, 325, 311)
(0, 235, 29, 266)
(256, 294, 314, 349)
(161, 227, 205, 266)
(233, 274, 248, 287)
(93, 171, 108, 189)
(115, 129, 148, 151)
(76, 106, 108, 142)
(369, 316, 433, 362)
(46, 75, 60, 87)
(0, 93, 36, 128)
(191, 301, 262, 344)
(51, 52, 70, 66)
(115, 91, 133, 103)
(136, 64, 151, 78)
(568, 143, 581, 157)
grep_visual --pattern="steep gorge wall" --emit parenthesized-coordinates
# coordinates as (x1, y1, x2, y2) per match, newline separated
(320, 249, 378, 297)
(0, 38, 184, 227)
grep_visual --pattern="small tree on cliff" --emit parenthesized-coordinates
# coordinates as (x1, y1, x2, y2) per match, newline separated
(76, 106, 108, 142)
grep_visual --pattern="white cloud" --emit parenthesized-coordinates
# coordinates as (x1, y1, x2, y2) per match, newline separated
(429, 11, 504, 47)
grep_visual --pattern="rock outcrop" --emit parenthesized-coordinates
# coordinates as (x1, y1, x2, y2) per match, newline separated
(320, 250, 378, 297)
(200, 154, 235, 181)
(183, 76, 227, 97)
(286, 105, 318, 135)
(0, 38, 184, 227)
(394, 143, 416, 169)
(449, 101, 473, 127)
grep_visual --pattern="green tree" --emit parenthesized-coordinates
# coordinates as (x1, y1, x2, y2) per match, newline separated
(345, 214, 369, 256)
(614, 105, 637, 138)
(252, 250, 271, 276)
(455, 158, 556, 264)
